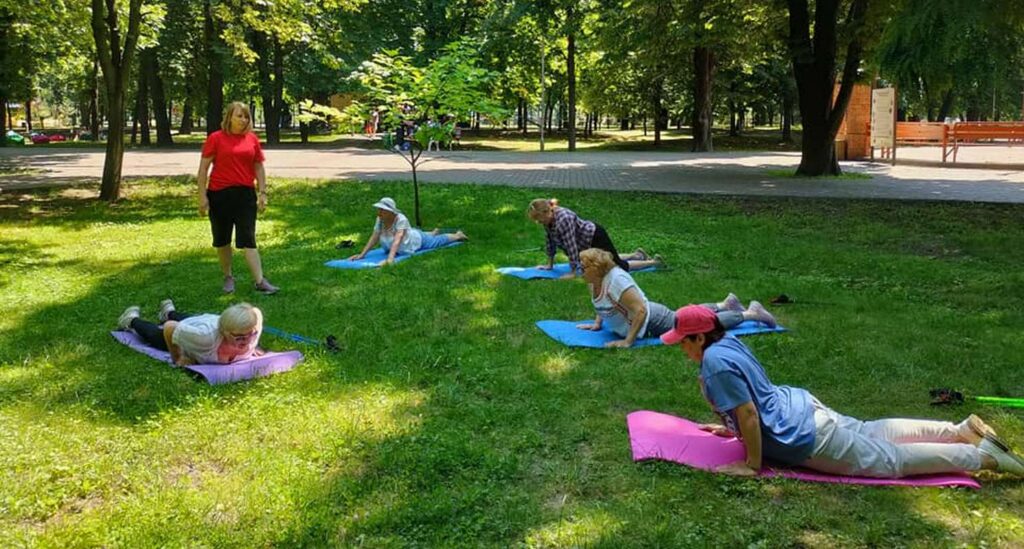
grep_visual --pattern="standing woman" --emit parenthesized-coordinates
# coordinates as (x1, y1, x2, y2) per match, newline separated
(198, 102, 279, 294)
(527, 198, 662, 280)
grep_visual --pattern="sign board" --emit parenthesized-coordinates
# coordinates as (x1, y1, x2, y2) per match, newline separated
(870, 88, 896, 149)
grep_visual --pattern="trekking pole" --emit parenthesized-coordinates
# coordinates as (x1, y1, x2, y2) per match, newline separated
(264, 326, 341, 353)
(929, 388, 1024, 408)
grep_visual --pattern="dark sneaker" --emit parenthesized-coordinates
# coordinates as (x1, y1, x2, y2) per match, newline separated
(223, 275, 236, 294)
(254, 278, 279, 294)
(118, 306, 140, 331)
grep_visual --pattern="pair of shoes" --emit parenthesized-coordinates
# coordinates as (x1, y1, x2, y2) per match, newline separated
(223, 275, 236, 294)
(158, 299, 176, 323)
(633, 248, 649, 261)
(961, 415, 1009, 449)
(653, 254, 667, 269)
(748, 301, 777, 328)
(118, 306, 141, 331)
(979, 437, 1024, 476)
(254, 278, 280, 294)
(723, 293, 745, 313)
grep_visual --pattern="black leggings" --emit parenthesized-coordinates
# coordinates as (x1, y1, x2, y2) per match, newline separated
(590, 223, 629, 271)
(130, 311, 192, 350)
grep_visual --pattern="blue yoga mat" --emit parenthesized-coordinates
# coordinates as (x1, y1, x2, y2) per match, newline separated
(325, 241, 462, 269)
(536, 320, 787, 348)
(497, 263, 656, 280)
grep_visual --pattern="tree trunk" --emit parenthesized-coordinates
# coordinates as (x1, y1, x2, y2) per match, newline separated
(144, 49, 173, 145)
(782, 92, 794, 143)
(691, 46, 715, 152)
(24, 99, 32, 132)
(135, 59, 150, 146)
(90, 59, 100, 139)
(729, 100, 738, 136)
(0, 95, 7, 144)
(204, 0, 223, 135)
(566, 5, 577, 151)
(93, 0, 144, 200)
(937, 89, 955, 122)
(271, 37, 284, 142)
(788, 0, 866, 176)
(179, 98, 193, 134)
(652, 82, 663, 146)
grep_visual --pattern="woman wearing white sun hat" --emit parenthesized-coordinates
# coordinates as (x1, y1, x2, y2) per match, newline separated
(349, 197, 468, 266)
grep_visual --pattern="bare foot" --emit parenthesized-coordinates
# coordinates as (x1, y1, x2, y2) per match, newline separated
(453, 230, 468, 241)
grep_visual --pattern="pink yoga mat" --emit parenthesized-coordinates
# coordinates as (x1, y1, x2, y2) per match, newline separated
(627, 410, 980, 488)
(111, 331, 302, 385)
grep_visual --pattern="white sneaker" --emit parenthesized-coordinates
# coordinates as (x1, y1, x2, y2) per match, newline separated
(748, 300, 777, 328)
(979, 438, 1024, 476)
(118, 306, 141, 331)
(158, 299, 176, 323)
(723, 293, 745, 313)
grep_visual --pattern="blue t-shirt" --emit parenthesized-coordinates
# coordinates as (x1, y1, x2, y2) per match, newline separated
(699, 335, 816, 465)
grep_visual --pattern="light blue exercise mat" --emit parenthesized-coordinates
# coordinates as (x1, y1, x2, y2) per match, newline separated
(536, 319, 787, 348)
(497, 263, 656, 280)
(325, 242, 462, 270)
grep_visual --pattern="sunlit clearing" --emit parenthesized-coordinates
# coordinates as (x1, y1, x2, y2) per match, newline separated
(493, 204, 519, 215)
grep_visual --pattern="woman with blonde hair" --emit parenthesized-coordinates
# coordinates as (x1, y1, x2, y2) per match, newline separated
(527, 198, 659, 279)
(577, 248, 775, 348)
(197, 101, 279, 294)
(117, 300, 264, 366)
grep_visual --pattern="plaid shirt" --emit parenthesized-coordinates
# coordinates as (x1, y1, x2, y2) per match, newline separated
(545, 207, 596, 269)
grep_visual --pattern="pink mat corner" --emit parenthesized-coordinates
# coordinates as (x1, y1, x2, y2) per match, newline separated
(627, 410, 980, 489)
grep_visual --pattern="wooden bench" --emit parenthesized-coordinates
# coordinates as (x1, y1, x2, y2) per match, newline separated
(896, 122, 947, 145)
(945, 122, 1024, 162)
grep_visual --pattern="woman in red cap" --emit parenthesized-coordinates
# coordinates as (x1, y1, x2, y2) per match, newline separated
(662, 304, 1024, 478)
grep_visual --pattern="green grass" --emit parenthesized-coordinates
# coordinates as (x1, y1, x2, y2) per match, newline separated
(2, 179, 1023, 547)
(765, 169, 872, 180)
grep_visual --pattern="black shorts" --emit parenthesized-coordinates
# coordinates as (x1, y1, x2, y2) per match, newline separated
(590, 223, 629, 271)
(208, 186, 258, 248)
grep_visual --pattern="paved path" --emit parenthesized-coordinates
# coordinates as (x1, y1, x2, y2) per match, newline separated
(2, 145, 1023, 203)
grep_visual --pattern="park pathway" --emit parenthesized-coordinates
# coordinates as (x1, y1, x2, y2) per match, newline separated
(2, 145, 1023, 203)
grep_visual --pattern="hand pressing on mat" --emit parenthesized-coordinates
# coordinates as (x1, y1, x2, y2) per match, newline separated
(715, 460, 759, 477)
(379, 257, 395, 267)
(698, 423, 734, 437)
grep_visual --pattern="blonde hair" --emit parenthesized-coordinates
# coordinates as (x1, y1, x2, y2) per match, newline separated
(527, 198, 559, 221)
(580, 248, 616, 277)
(219, 302, 262, 334)
(221, 101, 253, 134)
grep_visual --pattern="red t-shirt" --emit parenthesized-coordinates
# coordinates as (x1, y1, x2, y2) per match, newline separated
(201, 130, 266, 191)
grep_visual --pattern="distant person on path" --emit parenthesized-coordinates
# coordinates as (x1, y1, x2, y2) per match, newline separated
(577, 248, 775, 347)
(527, 198, 662, 279)
(660, 304, 1024, 478)
(197, 101, 279, 294)
(349, 197, 468, 266)
(117, 301, 264, 366)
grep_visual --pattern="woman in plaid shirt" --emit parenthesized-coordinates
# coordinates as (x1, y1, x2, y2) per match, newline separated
(527, 198, 663, 279)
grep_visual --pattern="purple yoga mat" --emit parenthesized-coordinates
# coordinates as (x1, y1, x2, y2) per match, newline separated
(627, 410, 981, 489)
(111, 331, 302, 385)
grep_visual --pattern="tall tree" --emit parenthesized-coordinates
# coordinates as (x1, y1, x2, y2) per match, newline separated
(786, 0, 870, 176)
(91, 0, 145, 201)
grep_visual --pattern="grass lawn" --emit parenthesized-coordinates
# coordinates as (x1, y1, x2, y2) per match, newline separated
(1, 178, 1023, 547)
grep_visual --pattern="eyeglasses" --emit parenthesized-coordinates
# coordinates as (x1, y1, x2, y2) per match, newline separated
(228, 330, 258, 343)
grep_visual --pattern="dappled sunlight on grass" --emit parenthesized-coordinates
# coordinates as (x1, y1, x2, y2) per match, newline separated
(523, 507, 624, 547)
(534, 351, 579, 379)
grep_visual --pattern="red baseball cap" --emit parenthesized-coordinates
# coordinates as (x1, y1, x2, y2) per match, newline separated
(660, 305, 717, 345)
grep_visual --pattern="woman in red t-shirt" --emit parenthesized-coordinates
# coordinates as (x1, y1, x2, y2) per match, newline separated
(197, 102, 279, 294)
